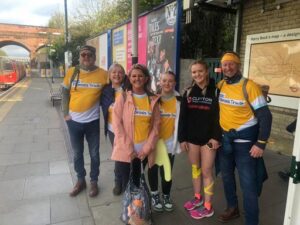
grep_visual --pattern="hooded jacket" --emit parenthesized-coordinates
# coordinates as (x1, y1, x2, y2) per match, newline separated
(111, 90, 160, 167)
(178, 78, 222, 145)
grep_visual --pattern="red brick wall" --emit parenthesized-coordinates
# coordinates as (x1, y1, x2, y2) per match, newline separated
(0, 23, 62, 57)
(240, 0, 300, 154)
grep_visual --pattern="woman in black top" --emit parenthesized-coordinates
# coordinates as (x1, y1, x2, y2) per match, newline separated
(178, 60, 221, 220)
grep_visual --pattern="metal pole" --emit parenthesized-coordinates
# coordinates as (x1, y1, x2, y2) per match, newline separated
(233, 2, 243, 53)
(132, 0, 138, 65)
(64, 0, 69, 48)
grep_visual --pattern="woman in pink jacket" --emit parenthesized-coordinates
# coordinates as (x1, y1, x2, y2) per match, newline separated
(112, 63, 160, 186)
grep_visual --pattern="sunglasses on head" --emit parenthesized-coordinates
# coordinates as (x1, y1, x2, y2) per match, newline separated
(80, 52, 93, 58)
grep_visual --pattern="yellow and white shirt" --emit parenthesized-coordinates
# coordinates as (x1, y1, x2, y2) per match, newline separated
(107, 88, 123, 132)
(218, 78, 267, 131)
(133, 93, 152, 152)
(63, 67, 108, 123)
(159, 96, 177, 153)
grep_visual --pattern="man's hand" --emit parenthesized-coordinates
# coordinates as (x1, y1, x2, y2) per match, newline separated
(64, 115, 72, 121)
(249, 145, 264, 158)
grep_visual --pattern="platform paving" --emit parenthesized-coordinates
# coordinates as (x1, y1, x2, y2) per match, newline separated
(0, 77, 291, 225)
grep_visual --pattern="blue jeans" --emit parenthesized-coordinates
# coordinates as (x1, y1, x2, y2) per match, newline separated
(66, 119, 100, 182)
(220, 126, 260, 225)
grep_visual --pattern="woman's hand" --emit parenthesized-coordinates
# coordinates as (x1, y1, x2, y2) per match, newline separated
(180, 142, 189, 152)
(207, 139, 220, 150)
(130, 151, 137, 160)
(137, 151, 146, 161)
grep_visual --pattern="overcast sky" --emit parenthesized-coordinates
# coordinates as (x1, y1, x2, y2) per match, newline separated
(0, 0, 75, 56)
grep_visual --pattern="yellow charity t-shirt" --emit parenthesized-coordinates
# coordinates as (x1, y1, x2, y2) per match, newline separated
(62, 67, 108, 122)
(133, 93, 152, 145)
(107, 88, 123, 132)
(159, 96, 176, 141)
(218, 78, 267, 131)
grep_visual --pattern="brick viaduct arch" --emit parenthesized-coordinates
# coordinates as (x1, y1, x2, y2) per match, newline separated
(0, 23, 62, 61)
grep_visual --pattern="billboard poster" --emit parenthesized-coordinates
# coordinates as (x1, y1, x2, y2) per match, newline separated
(127, 16, 148, 72)
(99, 33, 108, 70)
(147, 1, 177, 92)
(112, 25, 127, 72)
(86, 36, 100, 67)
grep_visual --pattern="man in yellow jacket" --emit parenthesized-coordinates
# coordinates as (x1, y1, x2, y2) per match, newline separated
(62, 45, 108, 197)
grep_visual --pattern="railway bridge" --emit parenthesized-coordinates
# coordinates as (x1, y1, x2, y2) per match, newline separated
(0, 23, 62, 61)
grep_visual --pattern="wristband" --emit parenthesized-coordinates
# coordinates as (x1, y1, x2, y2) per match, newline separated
(257, 140, 267, 144)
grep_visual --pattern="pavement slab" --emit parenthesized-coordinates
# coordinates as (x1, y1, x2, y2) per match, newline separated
(2, 162, 49, 180)
(0, 197, 50, 225)
(23, 174, 73, 199)
(0, 152, 31, 166)
(50, 193, 83, 224)
(0, 178, 25, 201)
(14, 141, 49, 153)
(0, 142, 15, 154)
(30, 149, 67, 163)
(50, 160, 70, 175)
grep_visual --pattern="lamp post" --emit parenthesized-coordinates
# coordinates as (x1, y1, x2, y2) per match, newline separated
(64, 0, 71, 74)
(132, 0, 138, 64)
(64, 0, 69, 48)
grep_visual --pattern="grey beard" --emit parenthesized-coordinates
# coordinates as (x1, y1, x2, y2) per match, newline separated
(80, 64, 97, 71)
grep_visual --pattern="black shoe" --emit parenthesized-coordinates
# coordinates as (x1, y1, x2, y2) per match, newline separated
(113, 183, 122, 196)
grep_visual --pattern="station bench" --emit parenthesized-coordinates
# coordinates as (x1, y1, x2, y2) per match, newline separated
(50, 87, 62, 107)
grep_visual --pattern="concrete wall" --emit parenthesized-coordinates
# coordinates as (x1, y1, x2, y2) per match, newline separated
(239, 0, 300, 154)
(179, 59, 193, 93)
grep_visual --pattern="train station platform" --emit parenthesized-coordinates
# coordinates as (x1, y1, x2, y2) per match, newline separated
(0, 77, 290, 225)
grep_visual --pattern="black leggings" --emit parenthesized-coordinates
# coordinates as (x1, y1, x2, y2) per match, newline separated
(148, 154, 175, 195)
(132, 157, 147, 187)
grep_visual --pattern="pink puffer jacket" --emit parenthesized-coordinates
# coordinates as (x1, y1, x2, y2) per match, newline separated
(111, 90, 160, 167)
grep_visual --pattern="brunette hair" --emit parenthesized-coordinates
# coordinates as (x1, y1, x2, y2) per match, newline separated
(189, 59, 209, 72)
(126, 63, 154, 96)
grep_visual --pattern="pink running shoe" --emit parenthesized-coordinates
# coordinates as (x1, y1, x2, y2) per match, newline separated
(183, 197, 203, 211)
(190, 207, 214, 220)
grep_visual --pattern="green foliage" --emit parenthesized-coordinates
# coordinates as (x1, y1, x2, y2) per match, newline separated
(139, 0, 166, 13)
(181, 8, 235, 59)
(0, 49, 7, 56)
(48, 11, 65, 29)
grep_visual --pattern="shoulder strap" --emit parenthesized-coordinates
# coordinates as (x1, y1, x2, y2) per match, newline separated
(215, 79, 225, 98)
(69, 66, 80, 90)
(242, 78, 255, 115)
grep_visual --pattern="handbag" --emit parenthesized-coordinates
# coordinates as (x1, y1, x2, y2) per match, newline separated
(121, 162, 153, 225)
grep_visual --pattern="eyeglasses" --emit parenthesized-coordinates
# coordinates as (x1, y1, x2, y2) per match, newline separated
(80, 52, 93, 58)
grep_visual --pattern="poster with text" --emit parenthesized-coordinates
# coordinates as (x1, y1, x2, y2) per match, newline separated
(112, 25, 127, 72)
(127, 16, 147, 72)
(99, 33, 108, 70)
(147, 1, 177, 92)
